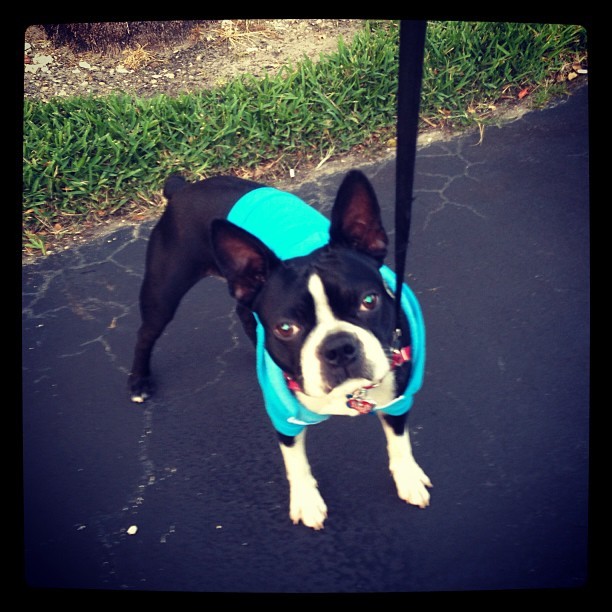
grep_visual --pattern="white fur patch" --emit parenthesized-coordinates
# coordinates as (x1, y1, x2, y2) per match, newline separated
(296, 372, 395, 416)
(378, 415, 432, 508)
(279, 431, 328, 529)
(299, 273, 392, 407)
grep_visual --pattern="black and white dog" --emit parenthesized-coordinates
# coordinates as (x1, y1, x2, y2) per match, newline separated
(129, 170, 431, 529)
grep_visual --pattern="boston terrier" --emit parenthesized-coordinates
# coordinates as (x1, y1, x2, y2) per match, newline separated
(129, 169, 431, 529)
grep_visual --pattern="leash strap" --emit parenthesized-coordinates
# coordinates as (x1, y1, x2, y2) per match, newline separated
(394, 20, 427, 342)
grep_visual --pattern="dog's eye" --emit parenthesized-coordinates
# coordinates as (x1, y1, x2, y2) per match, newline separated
(274, 322, 300, 340)
(360, 293, 380, 311)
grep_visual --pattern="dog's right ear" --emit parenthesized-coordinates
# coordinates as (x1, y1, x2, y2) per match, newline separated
(211, 219, 281, 308)
(329, 170, 388, 264)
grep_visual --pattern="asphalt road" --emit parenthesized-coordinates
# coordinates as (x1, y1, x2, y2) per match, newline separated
(21, 85, 589, 593)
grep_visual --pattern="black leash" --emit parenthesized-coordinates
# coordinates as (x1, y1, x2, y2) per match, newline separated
(394, 20, 427, 345)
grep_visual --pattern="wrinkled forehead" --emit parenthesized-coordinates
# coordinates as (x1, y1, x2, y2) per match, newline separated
(254, 263, 316, 325)
(316, 248, 385, 290)
(255, 247, 389, 321)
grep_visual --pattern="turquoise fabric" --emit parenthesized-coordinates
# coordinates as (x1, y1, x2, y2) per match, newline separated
(227, 187, 330, 259)
(227, 187, 426, 437)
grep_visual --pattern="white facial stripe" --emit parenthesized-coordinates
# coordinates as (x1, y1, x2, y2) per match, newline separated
(300, 272, 391, 398)
(308, 274, 335, 325)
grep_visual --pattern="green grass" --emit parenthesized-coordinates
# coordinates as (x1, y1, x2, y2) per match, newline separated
(422, 21, 587, 120)
(23, 20, 587, 254)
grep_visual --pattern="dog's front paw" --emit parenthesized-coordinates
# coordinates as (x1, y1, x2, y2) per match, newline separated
(288, 483, 328, 530)
(391, 463, 432, 508)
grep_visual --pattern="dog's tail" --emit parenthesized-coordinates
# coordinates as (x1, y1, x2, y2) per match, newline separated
(163, 174, 188, 199)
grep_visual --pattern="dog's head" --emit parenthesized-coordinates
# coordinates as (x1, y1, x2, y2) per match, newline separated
(212, 170, 410, 413)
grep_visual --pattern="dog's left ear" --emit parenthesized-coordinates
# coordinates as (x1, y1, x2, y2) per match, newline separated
(212, 219, 281, 308)
(329, 170, 388, 264)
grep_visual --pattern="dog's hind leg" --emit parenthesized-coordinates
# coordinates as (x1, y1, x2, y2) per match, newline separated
(278, 430, 328, 529)
(129, 262, 202, 402)
(378, 412, 432, 508)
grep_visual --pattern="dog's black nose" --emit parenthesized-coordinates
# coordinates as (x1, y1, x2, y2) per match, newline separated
(320, 332, 360, 368)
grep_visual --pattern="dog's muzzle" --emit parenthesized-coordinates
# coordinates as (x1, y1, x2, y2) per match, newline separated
(318, 332, 368, 389)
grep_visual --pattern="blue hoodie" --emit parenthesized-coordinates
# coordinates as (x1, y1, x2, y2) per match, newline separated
(227, 187, 426, 437)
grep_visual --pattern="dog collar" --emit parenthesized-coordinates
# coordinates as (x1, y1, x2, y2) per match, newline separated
(284, 345, 411, 414)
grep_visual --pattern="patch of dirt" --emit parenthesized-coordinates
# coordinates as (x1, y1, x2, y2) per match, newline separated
(24, 20, 365, 101)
